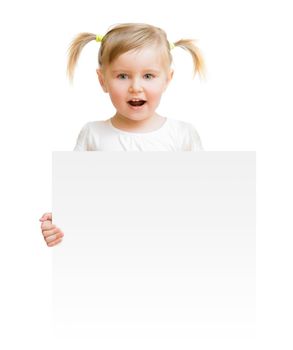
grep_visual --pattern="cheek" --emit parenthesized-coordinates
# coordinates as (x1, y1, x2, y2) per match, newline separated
(147, 83, 167, 100)
(108, 83, 122, 97)
(108, 86, 125, 106)
(108, 93, 120, 106)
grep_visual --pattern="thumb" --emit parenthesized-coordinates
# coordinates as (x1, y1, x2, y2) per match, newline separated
(39, 212, 52, 222)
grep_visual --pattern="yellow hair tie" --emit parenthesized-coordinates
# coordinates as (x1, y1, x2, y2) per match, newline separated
(169, 41, 175, 50)
(96, 35, 104, 43)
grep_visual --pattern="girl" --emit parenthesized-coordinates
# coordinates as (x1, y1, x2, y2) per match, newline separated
(40, 22, 205, 247)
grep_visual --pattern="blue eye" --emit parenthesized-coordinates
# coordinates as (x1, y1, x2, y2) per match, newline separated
(117, 73, 128, 79)
(144, 73, 154, 80)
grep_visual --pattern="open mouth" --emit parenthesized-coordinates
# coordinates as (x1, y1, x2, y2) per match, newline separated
(127, 99, 146, 107)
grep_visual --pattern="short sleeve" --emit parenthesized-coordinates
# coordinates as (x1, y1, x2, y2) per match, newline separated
(183, 123, 204, 151)
(73, 123, 90, 151)
(189, 125, 203, 151)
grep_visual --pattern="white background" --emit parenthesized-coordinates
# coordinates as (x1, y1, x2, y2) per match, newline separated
(0, 0, 292, 349)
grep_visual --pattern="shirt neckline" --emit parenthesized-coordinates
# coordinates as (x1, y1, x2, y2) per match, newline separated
(107, 117, 168, 136)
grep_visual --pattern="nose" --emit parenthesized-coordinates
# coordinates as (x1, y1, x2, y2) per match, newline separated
(128, 77, 143, 93)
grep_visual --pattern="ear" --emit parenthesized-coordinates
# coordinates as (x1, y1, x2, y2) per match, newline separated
(96, 69, 108, 92)
(163, 69, 174, 91)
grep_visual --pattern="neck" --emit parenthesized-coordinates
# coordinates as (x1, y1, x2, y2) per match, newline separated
(111, 113, 164, 132)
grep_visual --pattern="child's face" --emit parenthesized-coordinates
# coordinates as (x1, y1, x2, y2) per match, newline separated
(97, 47, 173, 122)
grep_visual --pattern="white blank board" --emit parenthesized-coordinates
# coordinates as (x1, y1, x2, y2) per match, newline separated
(52, 152, 255, 349)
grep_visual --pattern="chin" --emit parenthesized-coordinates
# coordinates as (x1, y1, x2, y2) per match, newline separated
(124, 114, 152, 122)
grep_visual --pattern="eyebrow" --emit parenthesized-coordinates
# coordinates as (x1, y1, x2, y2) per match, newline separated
(111, 69, 161, 74)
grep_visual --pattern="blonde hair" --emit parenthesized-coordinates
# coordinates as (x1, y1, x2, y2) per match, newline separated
(67, 23, 205, 83)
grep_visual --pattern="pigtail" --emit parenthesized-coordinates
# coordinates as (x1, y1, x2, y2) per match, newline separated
(66, 32, 97, 83)
(173, 39, 206, 79)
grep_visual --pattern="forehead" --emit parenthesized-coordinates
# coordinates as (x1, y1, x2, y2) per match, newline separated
(109, 47, 168, 71)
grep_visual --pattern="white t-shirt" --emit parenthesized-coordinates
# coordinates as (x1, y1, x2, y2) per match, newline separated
(74, 118, 203, 151)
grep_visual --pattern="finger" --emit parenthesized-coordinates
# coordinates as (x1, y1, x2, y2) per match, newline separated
(41, 221, 56, 231)
(44, 231, 64, 244)
(39, 212, 52, 222)
(43, 229, 64, 241)
(42, 227, 62, 239)
(47, 238, 63, 247)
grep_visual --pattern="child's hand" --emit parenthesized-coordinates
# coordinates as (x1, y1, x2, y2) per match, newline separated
(40, 212, 64, 247)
